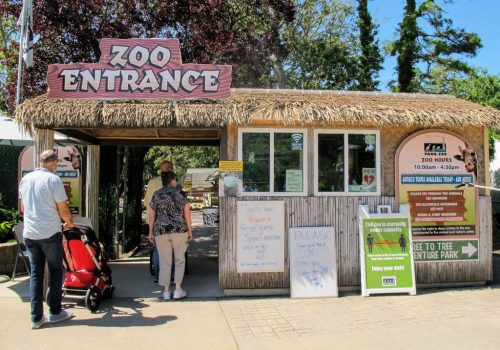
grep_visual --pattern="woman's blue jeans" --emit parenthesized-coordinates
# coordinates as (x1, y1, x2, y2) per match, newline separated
(24, 232, 64, 323)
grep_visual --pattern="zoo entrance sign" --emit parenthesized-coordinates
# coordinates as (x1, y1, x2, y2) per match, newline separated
(47, 38, 232, 100)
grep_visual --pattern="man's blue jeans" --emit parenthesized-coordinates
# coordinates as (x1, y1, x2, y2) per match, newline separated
(152, 244, 159, 278)
(24, 232, 64, 323)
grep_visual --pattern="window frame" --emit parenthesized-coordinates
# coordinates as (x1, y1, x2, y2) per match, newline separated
(313, 129, 381, 196)
(238, 127, 308, 196)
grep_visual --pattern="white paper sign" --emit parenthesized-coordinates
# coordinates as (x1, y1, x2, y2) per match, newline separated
(289, 227, 338, 298)
(237, 201, 285, 273)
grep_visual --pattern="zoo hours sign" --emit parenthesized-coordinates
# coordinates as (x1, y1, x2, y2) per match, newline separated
(47, 38, 232, 100)
(395, 130, 478, 261)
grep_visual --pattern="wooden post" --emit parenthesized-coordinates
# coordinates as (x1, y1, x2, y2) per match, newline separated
(33, 129, 54, 298)
(33, 129, 54, 166)
(85, 145, 100, 238)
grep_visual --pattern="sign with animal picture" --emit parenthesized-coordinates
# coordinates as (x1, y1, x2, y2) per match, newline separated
(19, 146, 82, 214)
(47, 38, 232, 100)
(395, 130, 478, 259)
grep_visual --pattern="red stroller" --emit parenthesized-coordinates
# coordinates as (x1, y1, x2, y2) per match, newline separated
(47, 225, 114, 312)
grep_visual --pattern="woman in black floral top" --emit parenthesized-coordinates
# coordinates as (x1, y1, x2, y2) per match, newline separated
(148, 171, 192, 300)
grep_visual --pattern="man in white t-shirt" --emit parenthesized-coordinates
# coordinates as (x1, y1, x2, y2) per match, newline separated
(19, 150, 75, 329)
(144, 160, 173, 283)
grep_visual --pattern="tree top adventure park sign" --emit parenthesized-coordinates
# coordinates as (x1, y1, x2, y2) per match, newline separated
(47, 38, 232, 100)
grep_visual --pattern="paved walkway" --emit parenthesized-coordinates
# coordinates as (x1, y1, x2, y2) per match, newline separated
(1, 281, 500, 349)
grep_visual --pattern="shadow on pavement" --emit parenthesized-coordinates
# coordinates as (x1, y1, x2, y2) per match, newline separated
(56, 297, 177, 328)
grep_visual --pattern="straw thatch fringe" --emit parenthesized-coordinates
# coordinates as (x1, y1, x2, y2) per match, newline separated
(15, 89, 500, 129)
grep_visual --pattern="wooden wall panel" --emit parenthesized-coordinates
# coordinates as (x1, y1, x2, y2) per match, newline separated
(219, 196, 492, 289)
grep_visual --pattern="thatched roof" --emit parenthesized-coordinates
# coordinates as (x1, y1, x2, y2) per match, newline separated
(15, 88, 500, 129)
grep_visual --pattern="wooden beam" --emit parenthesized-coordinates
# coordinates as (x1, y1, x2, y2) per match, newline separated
(98, 139, 220, 146)
(54, 129, 99, 145)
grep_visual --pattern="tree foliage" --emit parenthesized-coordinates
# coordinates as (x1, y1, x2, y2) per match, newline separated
(144, 146, 219, 182)
(356, 0, 383, 91)
(280, 0, 361, 90)
(388, 0, 482, 92)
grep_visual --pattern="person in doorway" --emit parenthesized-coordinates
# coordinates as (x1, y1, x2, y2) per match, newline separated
(144, 160, 174, 283)
(148, 171, 192, 300)
(19, 150, 75, 329)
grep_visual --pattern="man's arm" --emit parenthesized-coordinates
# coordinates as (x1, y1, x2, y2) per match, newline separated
(56, 201, 75, 229)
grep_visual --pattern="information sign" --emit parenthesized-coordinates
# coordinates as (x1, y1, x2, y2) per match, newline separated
(289, 226, 338, 298)
(358, 205, 416, 296)
(237, 201, 285, 273)
(413, 239, 479, 261)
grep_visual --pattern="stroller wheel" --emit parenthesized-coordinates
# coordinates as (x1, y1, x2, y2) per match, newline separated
(85, 286, 101, 312)
(103, 285, 114, 299)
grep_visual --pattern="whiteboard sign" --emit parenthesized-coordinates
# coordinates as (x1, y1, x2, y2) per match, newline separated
(237, 201, 285, 273)
(289, 227, 338, 298)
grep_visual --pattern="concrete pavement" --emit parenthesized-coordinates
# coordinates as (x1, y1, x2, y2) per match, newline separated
(1, 282, 500, 349)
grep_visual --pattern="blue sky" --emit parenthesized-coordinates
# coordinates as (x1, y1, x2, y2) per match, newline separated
(370, 0, 500, 90)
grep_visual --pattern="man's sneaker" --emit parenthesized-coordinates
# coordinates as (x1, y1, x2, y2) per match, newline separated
(154, 277, 159, 284)
(173, 289, 187, 299)
(31, 316, 48, 329)
(49, 310, 73, 324)
(163, 291, 171, 300)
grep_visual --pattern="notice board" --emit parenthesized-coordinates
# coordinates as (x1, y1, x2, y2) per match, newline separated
(236, 201, 285, 273)
(289, 227, 338, 298)
(358, 205, 416, 296)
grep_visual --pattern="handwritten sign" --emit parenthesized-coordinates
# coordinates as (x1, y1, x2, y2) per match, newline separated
(237, 201, 284, 273)
(289, 227, 338, 298)
(285, 169, 303, 192)
(47, 38, 232, 100)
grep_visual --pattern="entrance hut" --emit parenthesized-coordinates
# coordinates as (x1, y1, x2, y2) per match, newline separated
(16, 88, 500, 292)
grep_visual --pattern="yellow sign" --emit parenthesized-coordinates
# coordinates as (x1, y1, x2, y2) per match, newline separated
(219, 160, 243, 172)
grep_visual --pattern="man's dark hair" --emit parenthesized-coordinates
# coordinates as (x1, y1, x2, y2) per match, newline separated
(161, 171, 176, 186)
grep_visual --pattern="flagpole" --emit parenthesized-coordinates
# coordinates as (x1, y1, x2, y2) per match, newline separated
(16, 1, 27, 106)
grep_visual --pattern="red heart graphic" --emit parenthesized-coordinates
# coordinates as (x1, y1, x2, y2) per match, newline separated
(364, 175, 375, 185)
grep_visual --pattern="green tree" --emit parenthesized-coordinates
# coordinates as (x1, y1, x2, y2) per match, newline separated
(144, 146, 219, 182)
(0, 9, 17, 112)
(280, 0, 361, 90)
(388, 0, 482, 92)
(356, 0, 383, 91)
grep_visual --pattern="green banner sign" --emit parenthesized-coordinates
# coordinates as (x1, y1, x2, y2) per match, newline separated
(362, 217, 414, 290)
(413, 240, 479, 261)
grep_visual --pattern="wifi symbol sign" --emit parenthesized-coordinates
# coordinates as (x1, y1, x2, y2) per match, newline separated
(291, 133, 303, 150)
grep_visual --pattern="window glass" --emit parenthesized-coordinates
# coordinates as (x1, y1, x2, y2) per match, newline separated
(274, 132, 304, 192)
(348, 134, 377, 192)
(317, 134, 344, 192)
(242, 133, 270, 192)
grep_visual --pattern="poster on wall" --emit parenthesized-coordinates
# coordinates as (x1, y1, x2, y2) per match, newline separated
(358, 205, 416, 296)
(395, 130, 479, 262)
(289, 226, 338, 298)
(19, 146, 82, 215)
(236, 201, 284, 273)
(219, 160, 243, 197)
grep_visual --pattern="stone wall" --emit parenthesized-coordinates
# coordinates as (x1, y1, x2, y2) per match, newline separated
(0, 242, 28, 276)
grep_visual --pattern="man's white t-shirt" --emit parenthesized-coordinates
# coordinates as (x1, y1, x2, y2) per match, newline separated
(19, 168, 68, 240)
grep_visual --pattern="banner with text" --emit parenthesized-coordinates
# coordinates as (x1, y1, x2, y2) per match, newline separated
(396, 130, 477, 240)
(413, 239, 479, 262)
(358, 205, 416, 296)
(47, 38, 232, 100)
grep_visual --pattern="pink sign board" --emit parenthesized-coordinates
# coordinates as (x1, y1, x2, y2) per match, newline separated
(395, 130, 478, 239)
(47, 38, 232, 100)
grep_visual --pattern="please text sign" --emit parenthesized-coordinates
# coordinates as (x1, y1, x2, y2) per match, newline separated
(289, 227, 338, 298)
(47, 38, 232, 100)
